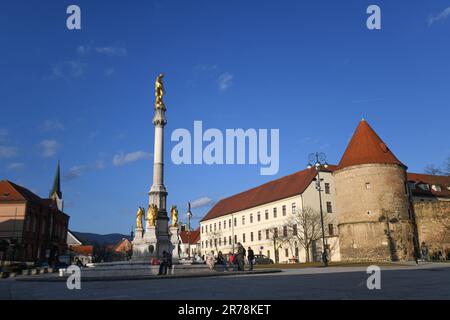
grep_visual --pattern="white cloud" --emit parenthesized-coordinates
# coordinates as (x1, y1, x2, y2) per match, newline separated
(217, 72, 233, 91)
(95, 160, 105, 170)
(0, 146, 18, 158)
(112, 151, 151, 166)
(104, 68, 115, 77)
(65, 165, 87, 181)
(0, 128, 8, 143)
(77, 44, 127, 57)
(0, 129, 18, 159)
(190, 197, 215, 209)
(77, 45, 90, 55)
(41, 120, 65, 131)
(428, 7, 450, 26)
(63, 160, 105, 181)
(95, 46, 127, 57)
(51, 60, 86, 79)
(39, 139, 60, 157)
(7, 162, 24, 170)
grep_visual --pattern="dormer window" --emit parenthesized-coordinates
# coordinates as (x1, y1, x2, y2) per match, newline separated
(431, 185, 442, 192)
(418, 184, 429, 191)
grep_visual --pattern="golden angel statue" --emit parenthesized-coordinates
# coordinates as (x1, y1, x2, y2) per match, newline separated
(155, 73, 164, 105)
(170, 205, 179, 227)
(147, 203, 158, 227)
(136, 207, 145, 229)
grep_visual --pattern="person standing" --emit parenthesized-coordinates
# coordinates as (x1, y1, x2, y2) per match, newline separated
(158, 251, 168, 275)
(236, 243, 245, 271)
(247, 247, 255, 271)
(217, 251, 227, 271)
(229, 252, 235, 270)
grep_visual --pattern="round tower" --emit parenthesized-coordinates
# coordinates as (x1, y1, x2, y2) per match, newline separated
(334, 119, 415, 261)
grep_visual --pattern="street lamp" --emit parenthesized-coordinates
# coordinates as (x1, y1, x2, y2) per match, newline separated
(307, 152, 329, 267)
(187, 202, 193, 260)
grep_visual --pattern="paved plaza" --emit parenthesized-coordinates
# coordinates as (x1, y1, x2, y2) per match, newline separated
(0, 263, 449, 300)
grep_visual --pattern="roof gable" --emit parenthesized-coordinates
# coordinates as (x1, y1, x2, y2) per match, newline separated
(0, 180, 42, 202)
(67, 230, 83, 245)
(336, 119, 405, 170)
(179, 228, 200, 244)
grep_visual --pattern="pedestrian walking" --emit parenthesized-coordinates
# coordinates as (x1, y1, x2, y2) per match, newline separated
(206, 251, 215, 270)
(247, 247, 255, 271)
(413, 250, 420, 266)
(322, 249, 328, 267)
(236, 243, 246, 271)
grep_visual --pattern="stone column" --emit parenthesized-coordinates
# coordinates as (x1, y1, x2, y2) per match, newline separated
(149, 102, 171, 257)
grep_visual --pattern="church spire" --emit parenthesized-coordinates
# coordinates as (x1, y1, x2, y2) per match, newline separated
(50, 161, 64, 211)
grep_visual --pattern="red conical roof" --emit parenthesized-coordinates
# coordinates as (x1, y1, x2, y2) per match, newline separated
(336, 119, 406, 170)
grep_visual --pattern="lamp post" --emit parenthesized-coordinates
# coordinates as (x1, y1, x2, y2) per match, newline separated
(187, 202, 192, 260)
(307, 152, 329, 267)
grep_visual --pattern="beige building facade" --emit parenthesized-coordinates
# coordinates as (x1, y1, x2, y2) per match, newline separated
(199, 168, 340, 263)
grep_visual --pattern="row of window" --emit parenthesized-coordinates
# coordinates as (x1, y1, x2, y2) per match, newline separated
(201, 224, 335, 249)
(24, 214, 66, 239)
(202, 201, 334, 234)
(201, 203, 298, 234)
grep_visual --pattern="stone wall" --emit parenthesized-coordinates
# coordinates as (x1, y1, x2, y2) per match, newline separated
(334, 164, 414, 261)
(414, 200, 450, 257)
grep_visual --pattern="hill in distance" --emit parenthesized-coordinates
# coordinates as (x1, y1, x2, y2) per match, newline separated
(72, 231, 131, 246)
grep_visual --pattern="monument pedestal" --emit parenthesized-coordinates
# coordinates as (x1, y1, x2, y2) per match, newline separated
(132, 226, 158, 261)
(169, 226, 180, 263)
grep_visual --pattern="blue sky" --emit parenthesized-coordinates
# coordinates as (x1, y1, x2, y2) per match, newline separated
(1, 1, 449, 234)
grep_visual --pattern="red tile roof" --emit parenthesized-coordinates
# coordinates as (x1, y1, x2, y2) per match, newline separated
(200, 166, 336, 222)
(0, 180, 42, 202)
(70, 245, 94, 256)
(113, 238, 132, 252)
(179, 228, 200, 244)
(0, 180, 67, 216)
(336, 119, 406, 171)
(407, 172, 450, 198)
(407, 173, 450, 186)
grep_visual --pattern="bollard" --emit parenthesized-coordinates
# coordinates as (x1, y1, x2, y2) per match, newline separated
(59, 268, 66, 277)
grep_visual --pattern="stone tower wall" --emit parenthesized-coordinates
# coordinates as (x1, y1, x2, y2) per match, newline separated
(334, 163, 414, 261)
(414, 200, 450, 257)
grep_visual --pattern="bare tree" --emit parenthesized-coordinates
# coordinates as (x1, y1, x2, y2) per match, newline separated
(204, 230, 223, 253)
(424, 164, 443, 176)
(424, 156, 450, 176)
(445, 156, 450, 176)
(267, 226, 291, 263)
(285, 207, 330, 263)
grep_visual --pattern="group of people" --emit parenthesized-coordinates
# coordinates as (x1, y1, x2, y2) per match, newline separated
(158, 250, 173, 275)
(206, 243, 255, 272)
